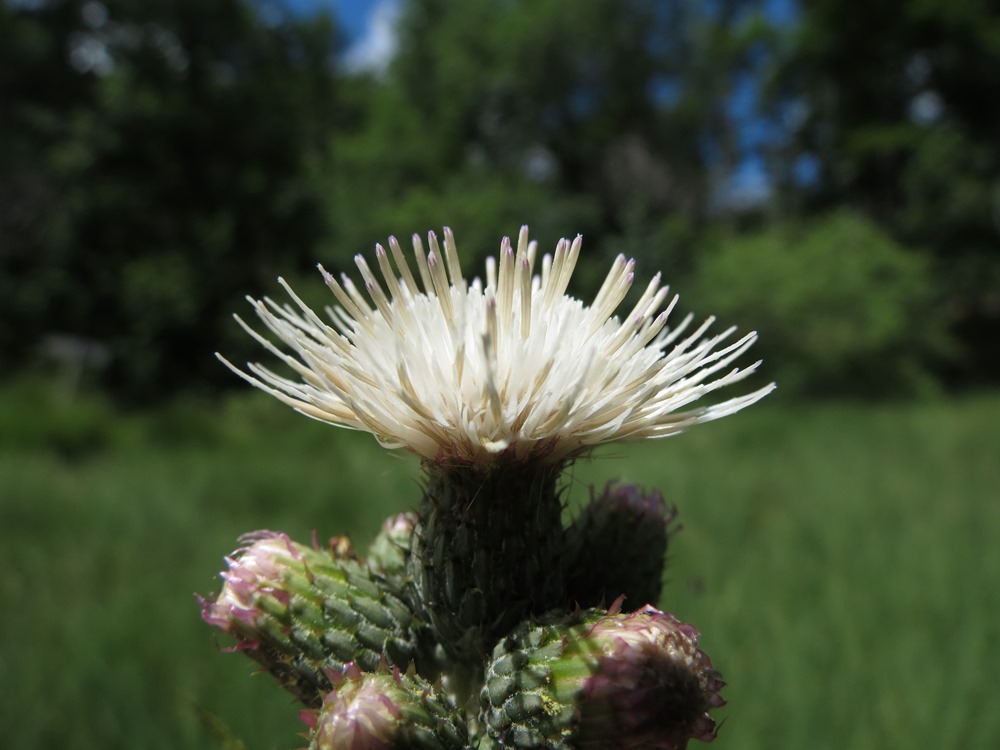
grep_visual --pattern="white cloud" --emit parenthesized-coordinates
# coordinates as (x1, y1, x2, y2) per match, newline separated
(342, 0, 399, 75)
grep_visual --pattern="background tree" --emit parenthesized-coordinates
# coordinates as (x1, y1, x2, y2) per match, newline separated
(1, 0, 341, 398)
(324, 0, 768, 287)
(3, 0, 996, 399)
(766, 0, 1000, 386)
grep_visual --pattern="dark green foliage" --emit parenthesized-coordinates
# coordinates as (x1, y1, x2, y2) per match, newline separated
(1, 0, 340, 399)
(767, 0, 1000, 385)
(0, 376, 125, 458)
(3, 0, 998, 400)
(695, 210, 944, 396)
(324, 0, 761, 272)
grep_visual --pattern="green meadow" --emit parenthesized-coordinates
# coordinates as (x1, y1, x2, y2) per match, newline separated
(1, 381, 998, 750)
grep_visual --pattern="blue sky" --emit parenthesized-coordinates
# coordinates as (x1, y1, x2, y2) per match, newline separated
(284, 0, 392, 42)
(281, 0, 399, 72)
(287, 0, 380, 38)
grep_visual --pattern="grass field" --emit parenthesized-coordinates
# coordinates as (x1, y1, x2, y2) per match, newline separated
(1, 381, 998, 749)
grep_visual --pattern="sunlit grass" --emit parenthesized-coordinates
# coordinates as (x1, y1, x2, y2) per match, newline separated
(572, 395, 1000, 750)
(1, 382, 998, 749)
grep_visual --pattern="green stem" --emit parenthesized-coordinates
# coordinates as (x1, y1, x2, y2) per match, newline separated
(408, 460, 568, 699)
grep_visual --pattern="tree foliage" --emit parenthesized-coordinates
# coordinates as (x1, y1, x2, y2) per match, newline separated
(322, 0, 768, 273)
(1, 0, 340, 398)
(696, 210, 942, 396)
(767, 0, 1000, 385)
(2, 0, 996, 400)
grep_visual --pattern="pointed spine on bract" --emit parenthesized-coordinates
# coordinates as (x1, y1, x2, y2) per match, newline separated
(305, 662, 469, 750)
(480, 604, 724, 750)
(200, 530, 436, 707)
(563, 482, 678, 611)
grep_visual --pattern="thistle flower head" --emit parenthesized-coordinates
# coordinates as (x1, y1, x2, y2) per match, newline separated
(220, 227, 773, 465)
(577, 607, 725, 748)
(200, 530, 300, 634)
(200, 531, 428, 704)
(309, 664, 403, 750)
(482, 605, 724, 750)
(308, 663, 468, 750)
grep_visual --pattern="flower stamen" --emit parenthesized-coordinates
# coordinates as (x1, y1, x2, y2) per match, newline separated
(219, 227, 774, 465)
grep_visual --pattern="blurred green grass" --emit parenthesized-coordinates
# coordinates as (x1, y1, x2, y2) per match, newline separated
(1, 381, 998, 749)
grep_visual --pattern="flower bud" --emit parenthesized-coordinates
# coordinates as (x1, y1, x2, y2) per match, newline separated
(564, 483, 677, 611)
(307, 663, 468, 750)
(200, 531, 431, 706)
(367, 513, 418, 578)
(481, 605, 724, 749)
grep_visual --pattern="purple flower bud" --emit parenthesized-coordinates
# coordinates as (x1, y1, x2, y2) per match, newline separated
(200, 531, 300, 635)
(482, 605, 724, 749)
(564, 483, 679, 611)
(577, 606, 725, 749)
(308, 663, 467, 750)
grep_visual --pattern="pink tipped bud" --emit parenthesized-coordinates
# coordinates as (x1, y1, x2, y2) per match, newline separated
(482, 605, 724, 749)
(309, 665, 467, 750)
(199, 531, 428, 706)
(580, 607, 725, 747)
(201, 531, 299, 634)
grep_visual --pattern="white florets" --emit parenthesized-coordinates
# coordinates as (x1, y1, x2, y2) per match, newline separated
(219, 227, 774, 465)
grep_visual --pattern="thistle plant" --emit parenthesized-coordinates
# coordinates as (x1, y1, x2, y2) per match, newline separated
(203, 226, 773, 749)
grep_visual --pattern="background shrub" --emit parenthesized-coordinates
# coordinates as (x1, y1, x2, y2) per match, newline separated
(694, 211, 945, 397)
